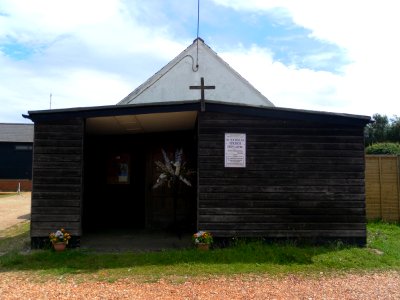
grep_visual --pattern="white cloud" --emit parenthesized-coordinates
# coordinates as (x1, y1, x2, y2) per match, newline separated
(0, 0, 121, 40)
(212, 0, 400, 116)
(220, 45, 342, 112)
(0, 0, 399, 123)
(0, 0, 188, 122)
(0, 0, 185, 58)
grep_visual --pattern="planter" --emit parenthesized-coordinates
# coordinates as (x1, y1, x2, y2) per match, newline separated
(53, 242, 66, 252)
(196, 243, 210, 251)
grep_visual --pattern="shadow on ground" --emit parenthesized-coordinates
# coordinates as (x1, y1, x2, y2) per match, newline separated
(17, 214, 30, 220)
(81, 230, 192, 252)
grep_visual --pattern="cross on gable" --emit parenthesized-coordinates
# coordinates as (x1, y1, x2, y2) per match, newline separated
(189, 77, 215, 112)
(189, 77, 215, 101)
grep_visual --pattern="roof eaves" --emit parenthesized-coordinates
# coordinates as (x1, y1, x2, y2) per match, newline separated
(204, 100, 371, 126)
(26, 99, 371, 126)
(25, 101, 202, 122)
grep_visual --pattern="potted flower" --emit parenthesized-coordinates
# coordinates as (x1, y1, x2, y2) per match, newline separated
(49, 228, 71, 251)
(192, 231, 213, 250)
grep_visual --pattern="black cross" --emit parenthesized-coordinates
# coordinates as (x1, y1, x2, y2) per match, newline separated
(189, 77, 215, 112)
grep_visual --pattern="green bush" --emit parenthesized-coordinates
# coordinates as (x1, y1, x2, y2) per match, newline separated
(366, 142, 400, 155)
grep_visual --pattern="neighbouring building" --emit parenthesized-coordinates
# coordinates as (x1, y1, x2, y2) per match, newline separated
(0, 123, 34, 191)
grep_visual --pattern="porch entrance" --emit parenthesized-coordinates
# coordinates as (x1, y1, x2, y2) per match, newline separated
(82, 112, 198, 235)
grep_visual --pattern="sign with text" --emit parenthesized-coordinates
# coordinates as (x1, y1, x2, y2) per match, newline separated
(224, 133, 246, 168)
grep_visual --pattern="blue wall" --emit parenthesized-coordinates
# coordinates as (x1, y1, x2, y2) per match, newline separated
(0, 142, 32, 179)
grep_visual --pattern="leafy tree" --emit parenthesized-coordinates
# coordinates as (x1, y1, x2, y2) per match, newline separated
(365, 114, 400, 146)
(387, 116, 400, 142)
(365, 114, 389, 145)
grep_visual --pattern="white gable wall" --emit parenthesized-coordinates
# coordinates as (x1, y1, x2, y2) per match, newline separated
(118, 40, 274, 107)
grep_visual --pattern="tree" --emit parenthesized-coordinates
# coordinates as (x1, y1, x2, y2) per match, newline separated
(387, 115, 400, 142)
(365, 114, 389, 145)
(364, 114, 400, 146)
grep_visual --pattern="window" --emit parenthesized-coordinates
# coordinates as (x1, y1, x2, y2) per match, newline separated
(15, 145, 33, 151)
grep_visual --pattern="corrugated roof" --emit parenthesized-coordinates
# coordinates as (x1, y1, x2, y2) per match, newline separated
(0, 123, 34, 143)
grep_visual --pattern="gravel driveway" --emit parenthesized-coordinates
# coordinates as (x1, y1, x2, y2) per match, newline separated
(0, 192, 31, 231)
(1, 272, 399, 299)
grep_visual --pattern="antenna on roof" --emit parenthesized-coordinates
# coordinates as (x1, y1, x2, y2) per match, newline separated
(49, 93, 52, 109)
(196, 0, 200, 69)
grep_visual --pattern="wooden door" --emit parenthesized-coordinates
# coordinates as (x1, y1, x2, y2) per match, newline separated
(145, 146, 197, 231)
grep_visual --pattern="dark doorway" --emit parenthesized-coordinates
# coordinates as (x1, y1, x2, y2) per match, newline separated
(83, 134, 146, 231)
(82, 130, 197, 234)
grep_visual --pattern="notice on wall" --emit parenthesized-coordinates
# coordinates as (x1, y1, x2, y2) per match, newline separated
(224, 133, 246, 168)
(107, 153, 130, 184)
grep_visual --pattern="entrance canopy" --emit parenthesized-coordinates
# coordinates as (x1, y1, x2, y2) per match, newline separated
(86, 111, 197, 135)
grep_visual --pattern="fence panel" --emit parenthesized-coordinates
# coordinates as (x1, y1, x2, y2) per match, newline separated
(365, 155, 400, 221)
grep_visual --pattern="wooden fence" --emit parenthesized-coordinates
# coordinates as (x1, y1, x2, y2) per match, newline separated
(365, 155, 400, 221)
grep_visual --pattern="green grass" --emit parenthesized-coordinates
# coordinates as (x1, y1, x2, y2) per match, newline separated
(0, 221, 30, 254)
(0, 193, 18, 198)
(1, 221, 400, 281)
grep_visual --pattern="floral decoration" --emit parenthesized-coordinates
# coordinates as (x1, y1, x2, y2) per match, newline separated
(192, 231, 213, 245)
(153, 148, 194, 189)
(49, 228, 71, 244)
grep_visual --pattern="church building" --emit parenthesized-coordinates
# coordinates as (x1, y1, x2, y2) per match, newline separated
(26, 38, 370, 247)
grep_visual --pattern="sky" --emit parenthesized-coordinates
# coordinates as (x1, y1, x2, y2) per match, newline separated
(0, 0, 399, 123)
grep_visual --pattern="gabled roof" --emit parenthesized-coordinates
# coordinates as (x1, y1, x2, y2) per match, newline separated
(0, 123, 34, 143)
(118, 38, 274, 107)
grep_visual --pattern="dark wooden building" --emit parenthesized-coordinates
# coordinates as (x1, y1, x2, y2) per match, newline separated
(0, 123, 33, 191)
(26, 39, 370, 247)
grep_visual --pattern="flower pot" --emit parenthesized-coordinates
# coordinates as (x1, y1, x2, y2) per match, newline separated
(53, 242, 66, 252)
(196, 243, 210, 251)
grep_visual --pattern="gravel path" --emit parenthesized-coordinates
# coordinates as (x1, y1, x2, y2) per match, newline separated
(1, 271, 399, 299)
(0, 192, 30, 231)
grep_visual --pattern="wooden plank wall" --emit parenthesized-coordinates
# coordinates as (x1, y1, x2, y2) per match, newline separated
(365, 155, 400, 221)
(31, 118, 84, 238)
(198, 112, 366, 243)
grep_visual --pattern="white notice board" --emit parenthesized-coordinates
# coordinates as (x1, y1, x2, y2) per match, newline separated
(224, 133, 246, 168)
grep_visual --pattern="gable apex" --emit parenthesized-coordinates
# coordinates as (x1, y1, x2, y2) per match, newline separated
(118, 39, 274, 107)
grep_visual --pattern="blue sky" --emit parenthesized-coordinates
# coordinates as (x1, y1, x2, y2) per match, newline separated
(0, 0, 399, 122)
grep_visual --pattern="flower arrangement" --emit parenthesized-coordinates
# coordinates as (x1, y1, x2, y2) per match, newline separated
(49, 228, 71, 244)
(153, 148, 194, 189)
(192, 231, 213, 245)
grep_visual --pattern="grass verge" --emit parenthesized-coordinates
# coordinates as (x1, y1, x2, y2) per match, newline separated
(0, 221, 399, 281)
(0, 221, 30, 254)
(0, 193, 18, 198)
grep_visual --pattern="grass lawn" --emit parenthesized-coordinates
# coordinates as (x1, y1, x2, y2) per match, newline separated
(0, 221, 30, 253)
(0, 193, 18, 198)
(0, 222, 399, 281)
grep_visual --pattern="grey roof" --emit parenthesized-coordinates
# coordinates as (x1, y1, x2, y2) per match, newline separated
(0, 123, 34, 143)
